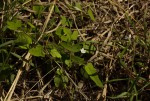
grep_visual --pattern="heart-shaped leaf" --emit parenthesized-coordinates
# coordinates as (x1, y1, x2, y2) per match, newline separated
(71, 30, 78, 40)
(15, 33, 32, 46)
(7, 20, 22, 30)
(50, 49, 61, 58)
(29, 45, 45, 57)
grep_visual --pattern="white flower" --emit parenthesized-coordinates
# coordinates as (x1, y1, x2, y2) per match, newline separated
(80, 48, 86, 53)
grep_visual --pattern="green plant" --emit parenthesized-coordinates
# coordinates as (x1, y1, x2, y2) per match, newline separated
(0, 0, 150, 101)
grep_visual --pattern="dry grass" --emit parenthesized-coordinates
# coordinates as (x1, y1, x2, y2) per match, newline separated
(0, 0, 150, 101)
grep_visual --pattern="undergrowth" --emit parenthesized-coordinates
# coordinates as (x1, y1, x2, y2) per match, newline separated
(0, 0, 150, 101)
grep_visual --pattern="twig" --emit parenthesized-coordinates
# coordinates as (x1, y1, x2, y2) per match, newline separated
(71, 13, 86, 41)
(64, 70, 89, 100)
(1, 0, 5, 28)
(4, 52, 31, 101)
(20, 67, 56, 100)
(54, 61, 89, 100)
(4, 1, 57, 100)
(36, 0, 56, 44)
(45, 21, 62, 34)
(87, 45, 105, 63)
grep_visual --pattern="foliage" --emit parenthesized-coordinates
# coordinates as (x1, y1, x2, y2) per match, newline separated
(0, 0, 150, 101)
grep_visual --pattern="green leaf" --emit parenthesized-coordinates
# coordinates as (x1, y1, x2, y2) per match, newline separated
(60, 42, 81, 52)
(109, 92, 129, 99)
(63, 27, 72, 35)
(84, 63, 103, 88)
(55, 27, 63, 37)
(54, 69, 68, 88)
(61, 16, 67, 25)
(54, 75, 62, 87)
(19, 45, 30, 49)
(33, 5, 44, 14)
(15, 33, 32, 46)
(70, 55, 85, 65)
(60, 16, 72, 27)
(33, 5, 44, 18)
(74, 2, 82, 11)
(65, 60, 72, 67)
(54, 75, 68, 88)
(61, 75, 68, 88)
(57, 27, 72, 41)
(54, 5, 60, 13)
(120, 59, 127, 68)
(0, 40, 14, 48)
(62, 75, 68, 83)
(56, 68, 63, 75)
(63, 27, 72, 41)
(7, 20, 22, 30)
(88, 8, 95, 21)
(27, 22, 35, 29)
(29, 45, 45, 57)
(0, 64, 11, 72)
(67, 19, 73, 27)
(84, 63, 97, 75)
(50, 49, 61, 58)
(71, 31, 78, 40)
(61, 35, 68, 42)
(10, 52, 22, 60)
(116, 92, 128, 98)
(83, 41, 96, 53)
(80, 68, 89, 79)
